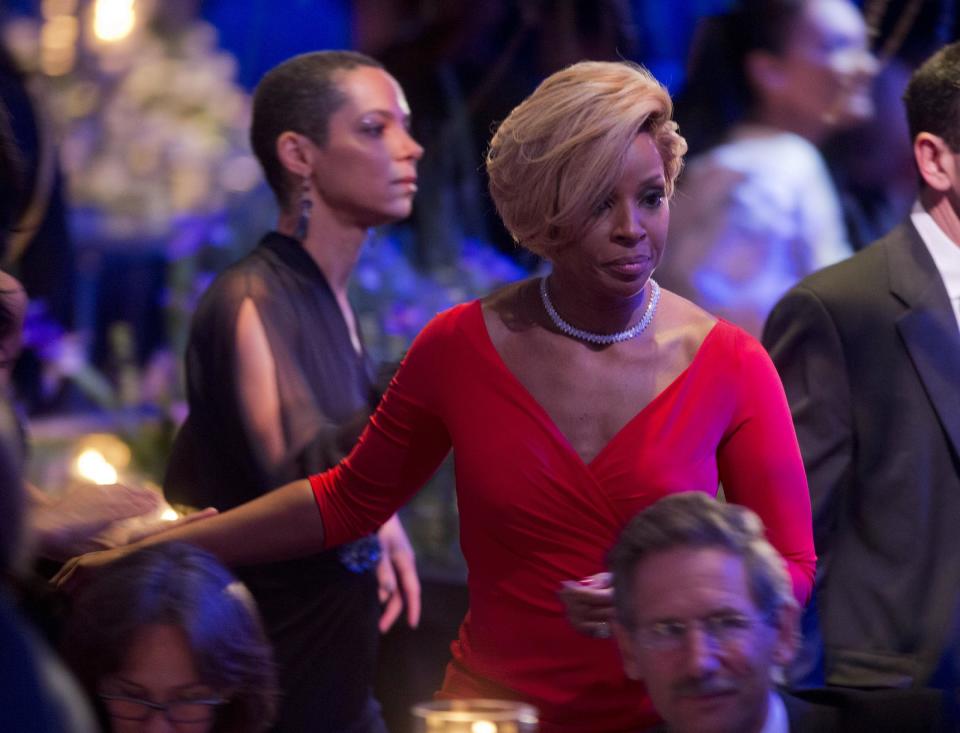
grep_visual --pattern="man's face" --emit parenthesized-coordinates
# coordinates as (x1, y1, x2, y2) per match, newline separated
(615, 548, 796, 733)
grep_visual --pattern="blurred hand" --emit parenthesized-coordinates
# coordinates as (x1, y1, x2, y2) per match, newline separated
(376, 514, 421, 633)
(88, 506, 218, 552)
(31, 482, 161, 560)
(51, 545, 130, 595)
(51, 507, 217, 593)
(558, 571, 615, 639)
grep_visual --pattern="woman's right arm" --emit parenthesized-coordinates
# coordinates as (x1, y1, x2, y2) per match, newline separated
(56, 306, 459, 589)
(54, 477, 324, 589)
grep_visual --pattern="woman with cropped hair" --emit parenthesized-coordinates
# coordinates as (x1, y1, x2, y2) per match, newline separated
(163, 50, 423, 733)
(59, 60, 815, 733)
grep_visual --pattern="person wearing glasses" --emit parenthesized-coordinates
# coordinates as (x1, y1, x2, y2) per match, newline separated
(61, 542, 277, 733)
(609, 492, 951, 733)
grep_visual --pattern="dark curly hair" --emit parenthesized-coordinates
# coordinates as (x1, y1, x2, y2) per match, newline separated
(61, 542, 278, 733)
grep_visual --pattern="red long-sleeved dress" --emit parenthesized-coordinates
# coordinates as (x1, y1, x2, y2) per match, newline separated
(311, 301, 815, 733)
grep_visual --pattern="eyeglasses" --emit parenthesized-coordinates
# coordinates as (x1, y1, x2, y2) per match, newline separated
(637, 612, 765, 652)
(99, 692, 224, 724)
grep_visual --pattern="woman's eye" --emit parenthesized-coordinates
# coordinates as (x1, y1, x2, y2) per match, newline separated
(593, 198, 614, 215)
(360, 124, 385, 137)
(640, 190, 665, 208)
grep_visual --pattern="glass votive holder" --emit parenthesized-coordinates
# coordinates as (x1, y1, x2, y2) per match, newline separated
(411, 699, 538, 733)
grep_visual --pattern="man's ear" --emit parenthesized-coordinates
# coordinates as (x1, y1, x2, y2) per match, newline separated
(613, 620, 643, 681)
(771, 601, 801, 669)
(914, 132, 957, 193)
(276, 131, 314, 179)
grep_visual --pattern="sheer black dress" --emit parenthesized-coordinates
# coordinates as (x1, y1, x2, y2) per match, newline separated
(166, 232, 385, 733)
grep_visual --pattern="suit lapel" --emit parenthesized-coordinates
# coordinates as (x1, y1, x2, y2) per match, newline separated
(889, 222, 960, 461)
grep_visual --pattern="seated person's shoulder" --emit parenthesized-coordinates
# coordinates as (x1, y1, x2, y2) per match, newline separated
(0, 593, 96, 733)
(785, 686, 957, 733)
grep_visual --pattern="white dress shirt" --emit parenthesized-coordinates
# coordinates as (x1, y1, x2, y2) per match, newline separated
(911, 200, 960, 332)
(761, 691, 790, 733)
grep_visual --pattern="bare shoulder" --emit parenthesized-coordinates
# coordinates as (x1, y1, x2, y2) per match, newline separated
(480, 278, 541, 336)
(654, 287, 718, 356)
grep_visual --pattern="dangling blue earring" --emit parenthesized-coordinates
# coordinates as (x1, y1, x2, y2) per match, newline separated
(294, 176, 312, 241)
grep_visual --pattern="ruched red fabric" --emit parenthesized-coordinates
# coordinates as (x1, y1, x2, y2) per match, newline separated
(311, 301, 815, 733)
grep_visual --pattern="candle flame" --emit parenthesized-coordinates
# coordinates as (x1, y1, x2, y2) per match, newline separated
(75, 448, 118, 485)
(93, 0, 135, 42)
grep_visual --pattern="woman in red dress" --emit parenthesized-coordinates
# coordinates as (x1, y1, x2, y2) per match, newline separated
(59, 60, 815, 733)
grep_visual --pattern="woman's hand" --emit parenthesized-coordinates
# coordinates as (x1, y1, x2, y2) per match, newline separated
(88, 506, 219, 552)
(51, 508, 218, 593)
(31, 482, 161, 561)
(376, 514, 421, 633)
(52, 545, 131, 594)
(558, 571, 615, 639)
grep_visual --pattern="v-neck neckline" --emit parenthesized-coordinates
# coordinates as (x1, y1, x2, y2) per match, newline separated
(472, 301, 722, 468)
(260, 231, 367, 362)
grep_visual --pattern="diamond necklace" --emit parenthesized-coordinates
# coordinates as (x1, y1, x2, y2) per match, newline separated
(539, 276, 660, 345)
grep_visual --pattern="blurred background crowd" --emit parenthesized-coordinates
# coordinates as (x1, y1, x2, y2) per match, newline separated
(0, 1, 958, 730)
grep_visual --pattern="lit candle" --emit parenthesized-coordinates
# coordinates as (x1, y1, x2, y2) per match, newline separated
(74, 448, 118, 485)
(411, 699, 537, 733)
(92, 0, 136, 42)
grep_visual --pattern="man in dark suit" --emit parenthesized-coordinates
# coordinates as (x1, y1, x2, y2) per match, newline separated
(763, 41, 960, 693)
(609, 493, 950, 733)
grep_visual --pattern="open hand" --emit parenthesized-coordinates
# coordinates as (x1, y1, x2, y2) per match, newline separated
(52, 545, 130, 595)
(32, 482, 161, 560)
(51, 507, 218, 593)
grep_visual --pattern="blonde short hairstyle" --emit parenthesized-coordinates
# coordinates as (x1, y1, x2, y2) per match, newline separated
(486, 61, 686, 258)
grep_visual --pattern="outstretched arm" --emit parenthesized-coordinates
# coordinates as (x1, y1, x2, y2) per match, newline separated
(59, 306, 457, 592)
(54, 477, 322, 590)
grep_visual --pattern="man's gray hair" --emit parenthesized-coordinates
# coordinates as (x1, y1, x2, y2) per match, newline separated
(610, 492, 796, 629)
